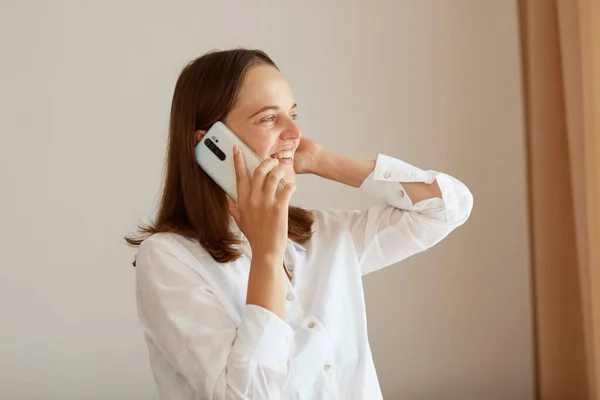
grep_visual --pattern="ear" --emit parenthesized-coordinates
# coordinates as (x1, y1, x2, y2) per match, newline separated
(194, 130, 207, 147)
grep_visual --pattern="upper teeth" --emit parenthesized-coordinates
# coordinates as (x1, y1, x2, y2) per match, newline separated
(271, 151, 293, 159)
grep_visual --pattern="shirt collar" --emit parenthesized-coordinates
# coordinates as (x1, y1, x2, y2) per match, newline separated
(289, 239, 307, 252)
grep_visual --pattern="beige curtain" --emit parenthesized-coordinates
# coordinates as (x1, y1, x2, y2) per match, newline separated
(518, 0, 600, 398)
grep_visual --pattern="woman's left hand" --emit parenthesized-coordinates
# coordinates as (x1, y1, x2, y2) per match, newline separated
(294, 137, 324, 174)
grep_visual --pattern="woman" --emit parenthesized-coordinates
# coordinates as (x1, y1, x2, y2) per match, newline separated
(127, 49, 473, 400)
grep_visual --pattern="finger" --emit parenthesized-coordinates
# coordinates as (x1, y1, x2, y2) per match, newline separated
(278, 182, 297, 206)
(251, 158, 280, 192)
(233, 146, 250, 203)
(227, 194, 242, 226)
(263, 165, 287, 197)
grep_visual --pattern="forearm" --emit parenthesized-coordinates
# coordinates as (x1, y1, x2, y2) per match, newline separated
(313, 148, 442, 203)
(246, 256, 287, 321)
(312, 148, 376, 188)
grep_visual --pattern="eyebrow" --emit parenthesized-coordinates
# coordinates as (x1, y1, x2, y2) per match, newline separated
(248, 103, 297, 119)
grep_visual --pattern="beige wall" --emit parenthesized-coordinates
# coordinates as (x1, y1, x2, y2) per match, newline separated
(0, 1, 533, 399)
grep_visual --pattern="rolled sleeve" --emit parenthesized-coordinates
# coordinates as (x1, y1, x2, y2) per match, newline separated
(348, 153, 473, 275)
(360, 154, 437, 208)
(232, 305, 294, 375)
(372, 153, 435, 184)
(360, 154, 472, 222)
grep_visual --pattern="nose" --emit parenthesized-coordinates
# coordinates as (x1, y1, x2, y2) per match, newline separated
(280, 118, 302, 140)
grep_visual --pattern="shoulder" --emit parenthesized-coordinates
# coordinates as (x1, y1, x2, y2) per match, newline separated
(136, 232, 213, 271)
(137, 232, 189, 257)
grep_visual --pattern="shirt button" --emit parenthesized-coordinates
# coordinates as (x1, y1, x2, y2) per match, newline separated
(383, 171, 391, 179)
(324, 364, 331, 372)
(398, 190, 405, 198)
(286, 292, 294, 301)
(406, 173, 413, 179)
(286, 263, 294, 272)
(307, 321, 317, 329)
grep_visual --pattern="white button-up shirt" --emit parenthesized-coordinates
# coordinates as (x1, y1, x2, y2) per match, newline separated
(135, 154, 474, 400)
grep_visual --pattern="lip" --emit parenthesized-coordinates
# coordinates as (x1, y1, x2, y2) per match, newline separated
(277, 157, 294, 165)
(269, 148, 295, 157)
(269, 148, 296, 163)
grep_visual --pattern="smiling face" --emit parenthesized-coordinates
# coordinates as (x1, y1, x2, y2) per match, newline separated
(223, 64, 302, 184)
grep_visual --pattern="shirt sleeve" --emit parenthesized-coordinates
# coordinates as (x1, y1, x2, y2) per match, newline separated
(346, 154, 474, 275)
(135, 238, 293, 400)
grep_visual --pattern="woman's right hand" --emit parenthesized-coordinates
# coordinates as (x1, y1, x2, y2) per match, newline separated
(232, 146, 296, 263)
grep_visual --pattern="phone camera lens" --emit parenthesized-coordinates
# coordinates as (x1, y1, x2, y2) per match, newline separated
(205, 138, 225, 160)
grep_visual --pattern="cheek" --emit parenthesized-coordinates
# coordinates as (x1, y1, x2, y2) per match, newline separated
(243, 130, 277, 158)
(252, 142, 273, 158)
(224, 118, 277, 158)
(223, 119, 267, 156)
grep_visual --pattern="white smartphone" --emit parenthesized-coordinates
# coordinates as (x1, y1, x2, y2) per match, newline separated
(195, 121, 285, 202)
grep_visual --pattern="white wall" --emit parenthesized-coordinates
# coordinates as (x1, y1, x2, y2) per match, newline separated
(0, 1, 533, 399)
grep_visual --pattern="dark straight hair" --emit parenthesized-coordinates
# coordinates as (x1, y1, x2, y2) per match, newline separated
(125, 49, 314, 264)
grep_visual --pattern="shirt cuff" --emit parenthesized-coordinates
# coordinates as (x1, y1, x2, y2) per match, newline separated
(231, 304, 294, 374)
(360, 154, 438, 210)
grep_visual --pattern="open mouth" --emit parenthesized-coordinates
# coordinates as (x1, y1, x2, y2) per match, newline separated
(269, 150, 294, 161)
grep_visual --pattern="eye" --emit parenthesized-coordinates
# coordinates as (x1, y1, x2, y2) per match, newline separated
(290, 113, 299, 121)
(260, 115, 276, 124)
